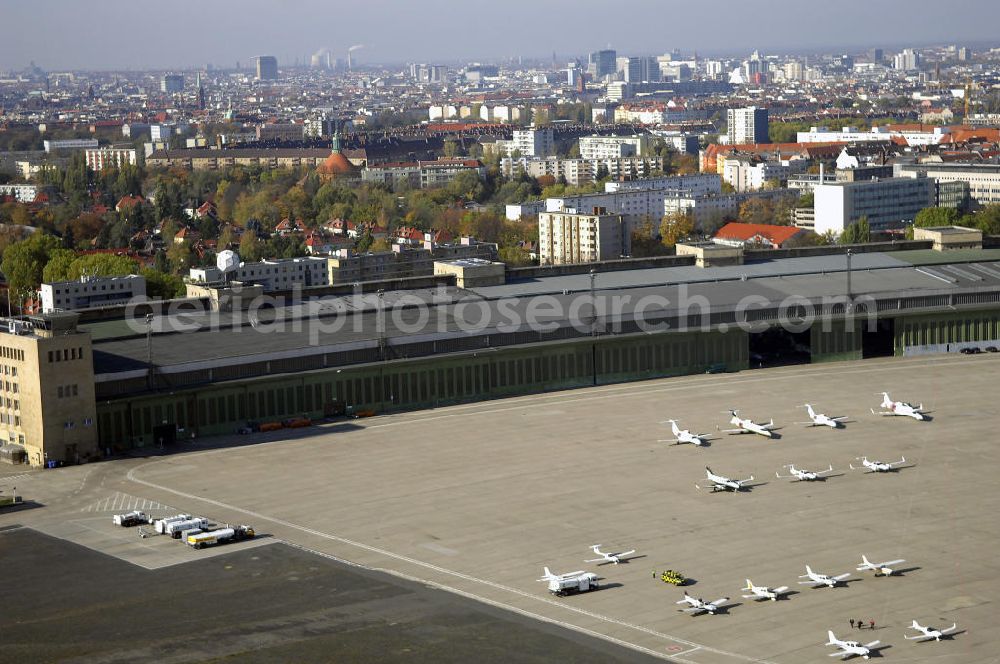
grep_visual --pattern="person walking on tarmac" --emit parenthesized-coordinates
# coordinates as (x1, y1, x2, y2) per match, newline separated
(849, 619, 855, 629)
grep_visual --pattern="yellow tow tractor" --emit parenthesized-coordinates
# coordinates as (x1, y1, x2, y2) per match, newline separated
(659, 569, 687, 586)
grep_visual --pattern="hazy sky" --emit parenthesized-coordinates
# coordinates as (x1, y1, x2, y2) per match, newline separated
(4, 0, 1000, 71)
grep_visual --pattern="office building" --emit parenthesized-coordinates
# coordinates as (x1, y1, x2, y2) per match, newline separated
(813, 177, 935, 236)
(42, 138, 99, 153)
(588, 49, 617, 79)
(188, 257, 330, 291)
(895, 163, 1000, 209)
(624, 56, 660, 83)
(160, 74, 184, 93)
(256, 55, 279, 80)
(327, 240, 497, 284)
(40, 275, 146, 313)
(727, 107, 769, 145)
(538, 211, 631, 264)
(0, 313, 99, 467)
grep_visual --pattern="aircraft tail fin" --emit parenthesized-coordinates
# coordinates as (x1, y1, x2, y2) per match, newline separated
(827, 630, 838, 645)
(861, 554, 871, 566)
(743, 579, 753, 590)
(911, 620, 920, 629)
(806, 565, 814, 575)
(543, 566, 552, 579)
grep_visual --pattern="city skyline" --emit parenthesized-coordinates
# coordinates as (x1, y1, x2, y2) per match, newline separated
(3, 0, 1000, 71)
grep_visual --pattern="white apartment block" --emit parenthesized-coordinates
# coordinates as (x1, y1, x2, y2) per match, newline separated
(189, 257, 330, 291)
(511, 128, 554, 157)
(579, 134, 650, 160)
(41, 275, 146, 312)
(538, 211, 631, 264)
(501, 156, 665, 186)
(727, 107, 769, 145)
(895, 163, 1000, 208)
(0, 184, 39, 203)
(604, 173, 722, 196)
(85, 148, 137, 171)
(721, 158, 809, 192)
(813, 177, 935, 236)
(796, 125, 951, 147)
(663, 189, 796, 227)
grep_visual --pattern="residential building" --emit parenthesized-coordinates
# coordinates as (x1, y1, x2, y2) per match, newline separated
(579, 134, 649, 160)
(649, 130, 700, 154)
(84, 147, 137, 171)
(727, 107, 769, 145)
(501, 156, 666, 186)
(663, 189, 796, 227)
(512, 128, 554, 158)
(547, 174, 723, 222)
(0, 184, 39, 203)
(256, 123, 305, 142)
(538, 211, 631, 264)
(894, 49, 920, 71)
(720, 156, 809, 192)
(361, 158, 485, 188)
(146, 148, 337, 171)
(0, 313, 99, 467)
(605, 82, 630, 102)
(160, 74, 184, 93)
(505, 201, 546, 221)
(256, 55, 279, 80)
(813, 177, 935, 236)
(40, 275, 146, 313)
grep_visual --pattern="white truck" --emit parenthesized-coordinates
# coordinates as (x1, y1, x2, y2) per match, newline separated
(186, 525, 255, 549)
(538, 567, 600, 596)
(165, 517, 210, 539)
(153, 514, 192, 534)
(112, 511, 149, 527)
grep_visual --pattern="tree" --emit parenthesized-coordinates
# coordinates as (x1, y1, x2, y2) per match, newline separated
(442, 139, 460, 157)
(839, 216, 871, 244)
(914, 206, 960, 228)
(973, 204, 1000, 234)
(1, 233, 61, 299)
(167, 240, 195, 273)
(595, 164, 610, 181)
(738, 198, 776, 225)
(659, 212, 695, 248)
(141, 268, 185, 299)
(41, 249, 76, 283)
(239, 231, 261, 262)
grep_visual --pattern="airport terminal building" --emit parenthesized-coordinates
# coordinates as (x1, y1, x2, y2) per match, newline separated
(7, 229, 1000, 466)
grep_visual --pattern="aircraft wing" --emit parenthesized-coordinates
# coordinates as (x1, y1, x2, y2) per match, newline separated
(718, 428, 744, 434)
(616, 549, 636, 557)
(941, 623, 958, 635)
(903, 633, 931, 641)
(657, 438, 682, 444)
(881, 558, 905, 567)
(831, 416, 848, 422)
(584, 557, 607, 563)
(708, 597, 729, 607)
(817, 465, 835, 476)
(864, 640, 880, 648)
(828, 651, 850, 658)
(772, 585, 789, 594)
(832, 573, 851, 581)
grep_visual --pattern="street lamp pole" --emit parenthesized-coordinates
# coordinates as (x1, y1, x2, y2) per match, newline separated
(846, 249, 853, 306)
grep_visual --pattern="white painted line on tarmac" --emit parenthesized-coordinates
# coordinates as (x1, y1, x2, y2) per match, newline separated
(126, 464, 777, 664)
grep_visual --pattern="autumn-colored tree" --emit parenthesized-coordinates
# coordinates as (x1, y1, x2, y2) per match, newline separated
(738, 198, 776, 225)
(659, 212, 695, 248)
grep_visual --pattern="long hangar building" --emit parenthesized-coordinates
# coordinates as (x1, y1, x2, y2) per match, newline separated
(6, 227, 1000, 466)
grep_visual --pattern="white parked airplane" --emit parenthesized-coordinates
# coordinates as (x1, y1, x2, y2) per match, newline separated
(659, 419, 711, 446)
(850, 456, 907, 473)
(696, 466, 755, 492)
(798, 404, 847, 428)
(904, 620, 958, 642)
(719, 410, 776, 438)
(585, 544, 636, 565)
(538, 566, 588, 583)
(776, 464, 835, 482)
(676, 592, 729, 615)
(741, 579, 789, 601)
(857, 554, 906, 576)
(871, 392, 926, 420)
(826, 631, 879, 660)
(799, 565, 850, 588)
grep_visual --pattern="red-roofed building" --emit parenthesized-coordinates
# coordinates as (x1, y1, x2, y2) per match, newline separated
(712, 222, 806, 249)
(115, 194, 145, 213)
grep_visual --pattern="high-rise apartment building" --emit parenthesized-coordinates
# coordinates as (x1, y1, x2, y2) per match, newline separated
(538, 211, 631, 264)
(727, 106, 769, 145)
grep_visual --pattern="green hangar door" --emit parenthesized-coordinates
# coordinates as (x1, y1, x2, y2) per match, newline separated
(748, 325, 811, 368)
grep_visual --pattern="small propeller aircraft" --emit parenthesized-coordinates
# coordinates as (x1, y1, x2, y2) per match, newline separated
(871, 392, 926, 420)
(857, 554, 905, 576)
(797, 404, 847, 428)
(904, 620, 958, 642)
(676, 592, 729, 615)
(799, 565, 850, 588)
(850, 456, 907, 473)
(719, 410, 776, 438)
(659, 419, 711, 446)
(585, 544, 636, 565)
(826, 631, 879, 660)
(776, 464, 835, 482)
(696, 466, 755, 492)
(741, 579, 789, 601)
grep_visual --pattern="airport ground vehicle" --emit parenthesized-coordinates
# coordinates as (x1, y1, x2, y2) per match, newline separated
(539, 567, 599, 596)
(186, 525, 255, 549)
(165, 517, 210, 538)
(153, 514, 193, 534)
(660, 570, 687, 585)
(112, 511, 149, 527)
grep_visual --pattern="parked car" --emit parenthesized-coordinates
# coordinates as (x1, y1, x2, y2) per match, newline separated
(960, 347, 982, 355)
(985, 346, 999, 353)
